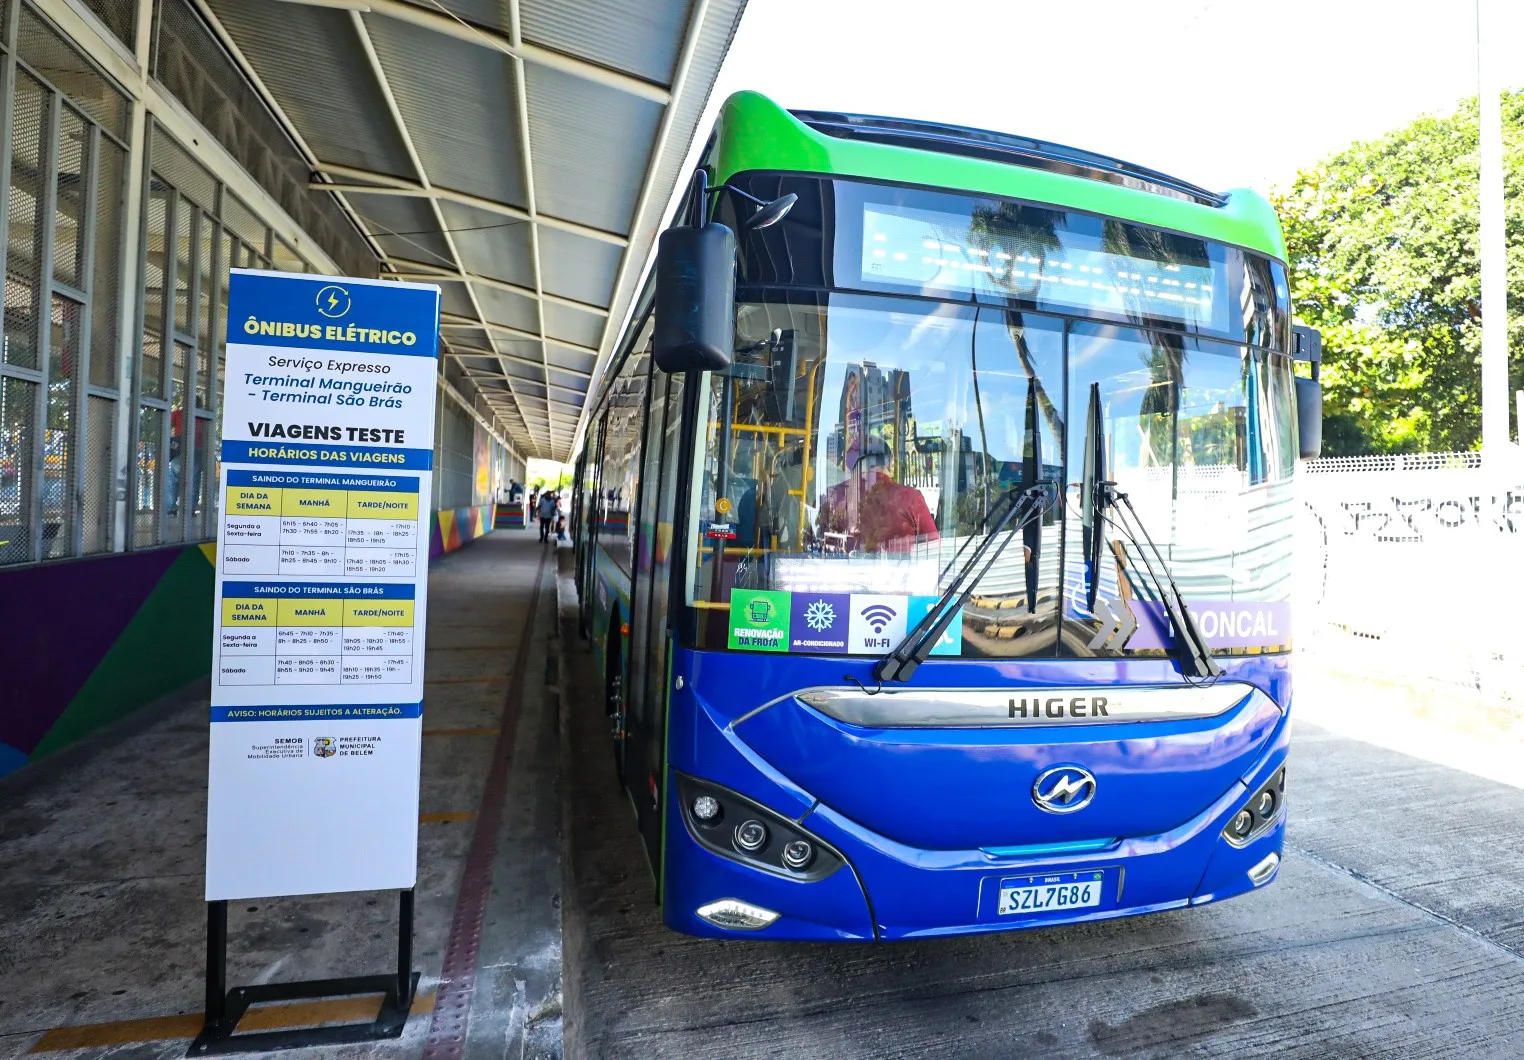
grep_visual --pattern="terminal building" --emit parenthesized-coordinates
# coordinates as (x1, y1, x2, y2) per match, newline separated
(0, 0, 743, 776)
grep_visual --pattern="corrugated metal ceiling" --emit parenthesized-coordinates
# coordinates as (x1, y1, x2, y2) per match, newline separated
(202, 0, 747, 460)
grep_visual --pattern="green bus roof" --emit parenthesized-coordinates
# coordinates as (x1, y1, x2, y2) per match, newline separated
(707, 91, 1286, 261)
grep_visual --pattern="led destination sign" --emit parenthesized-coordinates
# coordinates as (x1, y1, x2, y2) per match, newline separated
(858, 203, 1221, 329)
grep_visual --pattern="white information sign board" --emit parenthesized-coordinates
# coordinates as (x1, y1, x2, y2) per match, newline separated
(205, 270, 440, 901)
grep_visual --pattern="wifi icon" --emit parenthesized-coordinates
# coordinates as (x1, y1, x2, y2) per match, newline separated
(860, 604, 897, 633)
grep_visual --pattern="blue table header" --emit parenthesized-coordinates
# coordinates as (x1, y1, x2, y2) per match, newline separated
(222, 439, 433, 471)
(226, 469, 420, 492)
(228, 270, 440, 358)
(211, 703, 423, 722)
(222, 581, 417, 598)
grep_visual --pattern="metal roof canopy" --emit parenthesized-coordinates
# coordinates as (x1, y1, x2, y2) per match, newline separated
(198, 0, 746, 460)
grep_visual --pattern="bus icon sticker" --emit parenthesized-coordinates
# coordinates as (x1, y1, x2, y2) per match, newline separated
(728, 589, 790, 652)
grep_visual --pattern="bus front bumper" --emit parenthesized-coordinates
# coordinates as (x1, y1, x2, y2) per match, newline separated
(662, 732, 1289, 942)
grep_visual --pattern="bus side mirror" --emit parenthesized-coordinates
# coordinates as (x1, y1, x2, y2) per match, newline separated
(653, 223, 736, 373)
(1292, 325, 1322, 460)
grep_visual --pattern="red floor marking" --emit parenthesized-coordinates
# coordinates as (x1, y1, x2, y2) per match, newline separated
(421, 546, 550, 1060)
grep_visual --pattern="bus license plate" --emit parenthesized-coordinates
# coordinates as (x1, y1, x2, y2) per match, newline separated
(998, 870, 1108, 915)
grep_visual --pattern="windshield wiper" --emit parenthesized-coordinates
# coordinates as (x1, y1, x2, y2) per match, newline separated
(1081, 383, 1220, 681)
(1095, 483, 1220, 680)
(874, 481, 1054, 684)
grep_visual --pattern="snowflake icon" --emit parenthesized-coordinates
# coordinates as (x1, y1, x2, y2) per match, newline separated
(804, 599, 836, 632)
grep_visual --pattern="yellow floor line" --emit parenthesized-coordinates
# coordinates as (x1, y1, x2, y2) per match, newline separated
(423, 727, 501, 737)
(29, 991, 436, 1052)
(418, 811, 477, 823)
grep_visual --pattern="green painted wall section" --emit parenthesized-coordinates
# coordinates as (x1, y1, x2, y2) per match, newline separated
(709, 91, 1287, 261)
(30, 547, 214, 759)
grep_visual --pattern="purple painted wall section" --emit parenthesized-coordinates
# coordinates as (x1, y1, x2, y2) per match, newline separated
(0, 549, 181, 753)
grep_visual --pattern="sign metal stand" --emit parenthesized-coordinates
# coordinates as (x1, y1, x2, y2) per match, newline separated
(190, 891, 417, 1055)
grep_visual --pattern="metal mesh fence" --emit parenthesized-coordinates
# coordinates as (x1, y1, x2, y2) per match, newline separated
(82, 393, 113, 553)
(151, 0, 376, 279)
(16, 4, 127, 138)
(141, 191, 166, 398)
(1, 1, 385, 568)
(40, 294, 79, 559)
(5, 72, 44, 373)
(52, 107, 86, 289)
(0, 376, 37, 565)
(133, 403, 162, 547)
(89, 136, 124, 388)
(437, 396, 475, 511)
(79, 0, 135, 50)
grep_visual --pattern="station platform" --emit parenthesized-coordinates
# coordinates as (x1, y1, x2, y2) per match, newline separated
(6, 534, 1524, 1059)
(0, 530, 563, 1060)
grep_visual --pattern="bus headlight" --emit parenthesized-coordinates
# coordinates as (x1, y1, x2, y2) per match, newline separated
(675, 772, 845, 882)
(1223, 766, 1287, 848)
(781, 840, 814, 871)
(734, 820, 769, 853)
(692, 795, 722, 823)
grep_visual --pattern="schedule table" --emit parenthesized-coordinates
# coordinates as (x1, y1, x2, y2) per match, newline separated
(219, 470, 421, 578)
(217, 580, 416, 687)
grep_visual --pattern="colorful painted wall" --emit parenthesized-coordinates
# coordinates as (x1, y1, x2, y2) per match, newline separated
(429, 504, 495, 558)
(1, 505, 500, 780)
(0, 544, 217, 778)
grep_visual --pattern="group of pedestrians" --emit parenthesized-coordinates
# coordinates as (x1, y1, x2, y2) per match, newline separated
(529, 486, 566, 544)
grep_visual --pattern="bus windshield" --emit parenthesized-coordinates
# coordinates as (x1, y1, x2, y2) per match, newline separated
(687, 289, 1297, 658)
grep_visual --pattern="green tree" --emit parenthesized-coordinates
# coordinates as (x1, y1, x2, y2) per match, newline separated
(1272, 91, 1524, 454)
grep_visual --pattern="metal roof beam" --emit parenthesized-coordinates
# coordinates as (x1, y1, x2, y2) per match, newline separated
(439, 319, 599, 360)
(310, 165, 629, 247)
(386, 257, 609, 316)
(446, 349, 592, 380)
(505, 0, 564, 458)
(350, 9, 548, 456)
(456, 366, 587, 397)
(273, 0, 673, 104)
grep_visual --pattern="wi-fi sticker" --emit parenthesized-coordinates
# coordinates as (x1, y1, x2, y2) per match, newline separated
(860, 604, 897, 634)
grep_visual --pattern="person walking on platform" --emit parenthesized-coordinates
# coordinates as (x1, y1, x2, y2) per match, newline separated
(537, 490, 557, 542)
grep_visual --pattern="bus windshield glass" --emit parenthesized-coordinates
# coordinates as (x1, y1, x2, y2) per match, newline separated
(687, 181, 1296, 659)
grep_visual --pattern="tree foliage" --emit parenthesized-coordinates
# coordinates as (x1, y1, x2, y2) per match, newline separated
(1272, 92, 1524, 454)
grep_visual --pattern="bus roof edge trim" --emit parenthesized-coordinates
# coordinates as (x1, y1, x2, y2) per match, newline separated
(707, 92, 1287, 262)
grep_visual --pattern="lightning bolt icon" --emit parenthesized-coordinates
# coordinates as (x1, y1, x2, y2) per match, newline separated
(327, 293, 339, 310)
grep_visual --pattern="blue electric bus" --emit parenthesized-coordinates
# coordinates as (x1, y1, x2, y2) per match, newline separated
(570, 92, 1322, 941)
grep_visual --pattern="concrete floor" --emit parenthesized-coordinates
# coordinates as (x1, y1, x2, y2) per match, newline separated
(0, 531, 561, 1060)
(8, 533, 1524, 1060)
